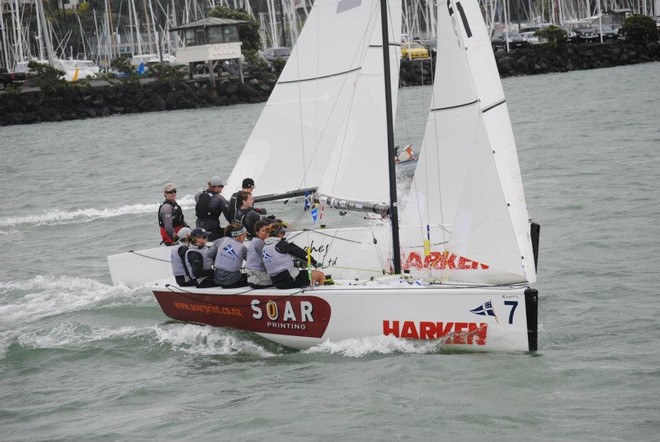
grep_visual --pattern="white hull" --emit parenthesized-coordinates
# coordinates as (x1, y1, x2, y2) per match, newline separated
(152, 283, 538, 352)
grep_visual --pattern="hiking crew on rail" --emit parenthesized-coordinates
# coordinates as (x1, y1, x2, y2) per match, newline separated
(159, 178, 325, 289)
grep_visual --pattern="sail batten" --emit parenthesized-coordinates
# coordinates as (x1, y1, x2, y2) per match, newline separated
(482, 99, 506, 113)
(278, 67, 363, 85)
(431, 99, 479, 112)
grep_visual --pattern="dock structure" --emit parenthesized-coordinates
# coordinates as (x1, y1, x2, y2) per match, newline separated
(171, 17, 248, 87)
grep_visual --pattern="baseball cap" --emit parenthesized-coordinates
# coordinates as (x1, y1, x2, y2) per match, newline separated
(209, 176, 226, 187)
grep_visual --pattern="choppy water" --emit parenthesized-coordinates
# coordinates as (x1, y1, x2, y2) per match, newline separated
(1, 62, 659, 441)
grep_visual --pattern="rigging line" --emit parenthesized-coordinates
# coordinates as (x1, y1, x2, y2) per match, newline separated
(291, 3, 370, 192)
(367, 220, 388, 273)
(294, 13, 308, 196)
(325, 264, 387, 274)
(129, 250, 170, 263)
(288, 229, 363, 244)
(325, 3, 380, 199)
(295, 9, 374, 193)
(406, 66, 440, 251)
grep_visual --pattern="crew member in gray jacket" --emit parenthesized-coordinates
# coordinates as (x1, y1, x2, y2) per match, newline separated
(213, 223, 249, 288)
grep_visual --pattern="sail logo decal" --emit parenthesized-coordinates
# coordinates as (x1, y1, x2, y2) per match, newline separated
(383, 321, 488, 345)
(222, 244, 240, 259)
(470, 300, 496, 318)
(403, 251, 490, 270)
(472, 300, 520, 325)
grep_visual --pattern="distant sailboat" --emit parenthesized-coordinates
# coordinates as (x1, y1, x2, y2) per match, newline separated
(14, 0, 100, 82)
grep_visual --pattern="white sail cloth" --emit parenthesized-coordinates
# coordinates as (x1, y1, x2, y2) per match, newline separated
(402, 0, 536, 285)
(225, 0, 401, 206)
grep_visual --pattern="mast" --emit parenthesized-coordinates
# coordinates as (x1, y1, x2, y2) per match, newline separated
(37, 0, 55, 64)
(379, 0, 402, 274)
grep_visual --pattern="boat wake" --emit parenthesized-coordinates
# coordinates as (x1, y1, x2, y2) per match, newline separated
(0, 276, 280, 360)
(0, 275, 151, 325)
(0, 195, 196, 232)
(152, 323, 276, 358)
(16, 321, 147, 350)
(305, 335, 459, 357)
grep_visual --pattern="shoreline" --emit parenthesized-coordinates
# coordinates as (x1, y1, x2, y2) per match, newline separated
(1, 41, 658, 127)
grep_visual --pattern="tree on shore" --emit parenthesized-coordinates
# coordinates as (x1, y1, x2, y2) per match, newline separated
(536, 25, 568, 47)
(619, 15, 659, 43)
(208, 7, 261, 51)
(208, 7, 271, 74)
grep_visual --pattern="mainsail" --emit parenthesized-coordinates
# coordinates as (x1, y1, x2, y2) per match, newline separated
(402, 0, 536, 284)
(226, 0, 401, 205)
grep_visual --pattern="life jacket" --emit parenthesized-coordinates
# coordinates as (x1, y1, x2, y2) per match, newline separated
(228, 192, 239, 222)
(246, 238, 267, 272)
(158, 200, 185, 227)
(171, 244, 190, 280)
(184, 245, 213, 282)
(195, 190, 218, 220)
(235, 207, 262, 237)
(213, 237, 246, 273)
(262, 238, 294, 277)
(234, 207, 249, 225)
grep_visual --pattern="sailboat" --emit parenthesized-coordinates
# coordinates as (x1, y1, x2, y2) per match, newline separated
(147, 0, 539, 352)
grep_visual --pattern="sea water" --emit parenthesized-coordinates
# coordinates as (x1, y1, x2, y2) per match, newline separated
(1, 62, 659, 441)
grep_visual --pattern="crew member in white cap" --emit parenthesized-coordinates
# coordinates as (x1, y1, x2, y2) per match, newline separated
(194, 176, 231, 241)
(170, 227, 194, 286)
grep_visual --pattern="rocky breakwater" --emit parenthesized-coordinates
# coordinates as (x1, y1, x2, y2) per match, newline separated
(0, 76, 277, 126)
(2, 41, 658, 126)
(495, 41, 660, 77)
(399, 57, 435, 87)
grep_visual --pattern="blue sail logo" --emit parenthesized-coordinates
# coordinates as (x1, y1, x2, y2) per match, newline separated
(223, 244, 240, 259)
(470, 301, 496, 319)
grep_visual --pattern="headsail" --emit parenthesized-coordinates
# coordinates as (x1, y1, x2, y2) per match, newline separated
(225, 0, 401, 205)
(402, 0, 536, 284)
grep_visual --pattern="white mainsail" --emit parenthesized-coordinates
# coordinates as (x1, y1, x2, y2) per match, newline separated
(316, 0, 402, 204)
(226, 0, 400, 202)
(402, 0, 536, 284)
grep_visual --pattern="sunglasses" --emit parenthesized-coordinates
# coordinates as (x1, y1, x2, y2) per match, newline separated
(165, 189, 177, 194)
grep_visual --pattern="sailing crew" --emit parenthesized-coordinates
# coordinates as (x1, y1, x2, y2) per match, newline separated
(227, 178, 267, 221)
(234, 190, 275, 237)
(158, 183, 189, 246)
(194, 176, 232, 241)
(262, 223, 325, 289)
(171, 227, 195, 287)
(212, 223, 249, 288)
(184, 228, 218, 288)
(246, 220, 273, 289)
